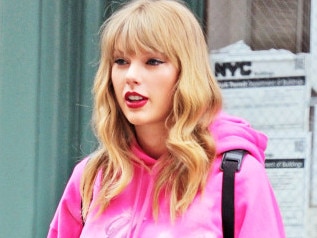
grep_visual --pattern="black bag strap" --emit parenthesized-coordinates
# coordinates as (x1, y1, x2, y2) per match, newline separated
(221, 149, 246, 238)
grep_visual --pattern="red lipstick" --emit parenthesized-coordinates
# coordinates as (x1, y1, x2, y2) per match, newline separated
(124, 92, 148, 108)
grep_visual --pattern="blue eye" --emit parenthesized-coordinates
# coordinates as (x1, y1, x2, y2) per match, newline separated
(147, 59, 163, 65)
(114, 58, 127, 65)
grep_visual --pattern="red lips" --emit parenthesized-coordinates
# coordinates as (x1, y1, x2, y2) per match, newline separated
(124, 91, 148, 108)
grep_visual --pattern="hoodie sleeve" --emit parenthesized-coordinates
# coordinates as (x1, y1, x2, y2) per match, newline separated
(234, 153, 286, 238)
(47, 158, 88, 238)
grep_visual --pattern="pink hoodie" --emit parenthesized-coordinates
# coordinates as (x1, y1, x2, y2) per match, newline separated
(48, 113, 285, 238)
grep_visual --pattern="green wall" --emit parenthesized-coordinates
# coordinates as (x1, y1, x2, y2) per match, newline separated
(0, 0, 205, 237)
(0, 1, 40, 237)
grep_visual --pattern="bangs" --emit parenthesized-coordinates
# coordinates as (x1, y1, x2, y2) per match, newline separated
(114, 18, 164, 55)
(104, 2, 179, 65)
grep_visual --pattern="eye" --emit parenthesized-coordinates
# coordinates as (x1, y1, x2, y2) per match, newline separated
(114, 58, 128, 65)
(146, 58, 164, 66)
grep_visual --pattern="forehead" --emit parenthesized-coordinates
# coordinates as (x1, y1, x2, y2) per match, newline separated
(113, 44, 161, 57)
(112, 31, 163, 56)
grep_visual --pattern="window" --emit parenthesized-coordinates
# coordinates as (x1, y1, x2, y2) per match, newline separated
(207, 0, 310, 53)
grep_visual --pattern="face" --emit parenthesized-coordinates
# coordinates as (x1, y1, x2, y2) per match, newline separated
(111, 49, 179, 129)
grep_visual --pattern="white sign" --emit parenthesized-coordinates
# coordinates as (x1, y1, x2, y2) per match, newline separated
(265, 131, 311, 238)
(210, 47, 311, 131)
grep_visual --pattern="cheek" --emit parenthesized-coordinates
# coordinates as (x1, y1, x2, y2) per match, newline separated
(110, 82, 122, 108)
(111, 71, 123, 95)
(164, 72, 178, 96)
(112, 82, 122, 104)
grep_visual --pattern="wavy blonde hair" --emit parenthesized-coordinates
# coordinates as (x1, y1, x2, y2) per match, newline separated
(81, 0, 222, 221)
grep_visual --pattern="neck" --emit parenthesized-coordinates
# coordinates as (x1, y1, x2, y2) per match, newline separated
(134, 124, 168, 159)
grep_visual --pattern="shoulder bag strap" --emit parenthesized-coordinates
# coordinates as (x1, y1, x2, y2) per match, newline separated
(221, 149, 246, 238)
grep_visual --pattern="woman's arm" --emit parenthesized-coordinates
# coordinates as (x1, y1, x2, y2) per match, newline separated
(234, 154, 286, 237)
(47, 158, 88, 238)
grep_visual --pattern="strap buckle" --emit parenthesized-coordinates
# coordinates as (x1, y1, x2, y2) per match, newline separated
(221, 149, 246, 172)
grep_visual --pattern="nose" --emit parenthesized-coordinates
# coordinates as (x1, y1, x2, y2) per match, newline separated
(125, 61, 141, 86)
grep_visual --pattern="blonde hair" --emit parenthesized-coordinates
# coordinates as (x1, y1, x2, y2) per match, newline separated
(81, 0, 222, 221)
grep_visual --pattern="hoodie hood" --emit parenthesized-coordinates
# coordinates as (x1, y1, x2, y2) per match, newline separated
(210, 112, 267, 165)
(131, 111, 268, 166)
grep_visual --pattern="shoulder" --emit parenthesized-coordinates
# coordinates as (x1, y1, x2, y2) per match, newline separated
(62, 156, 91, 195)
(72, 157, 91, 178)
(62, 157, 90, 187)
(210, 152, 266, 180)
(231, 152, 278, 214)
(235, 153, 268, 186)
(214, 152, 270, 192)
(207, 152, 270, 199)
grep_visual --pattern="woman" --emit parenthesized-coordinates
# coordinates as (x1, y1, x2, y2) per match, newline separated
(48, 0, 285, 237)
